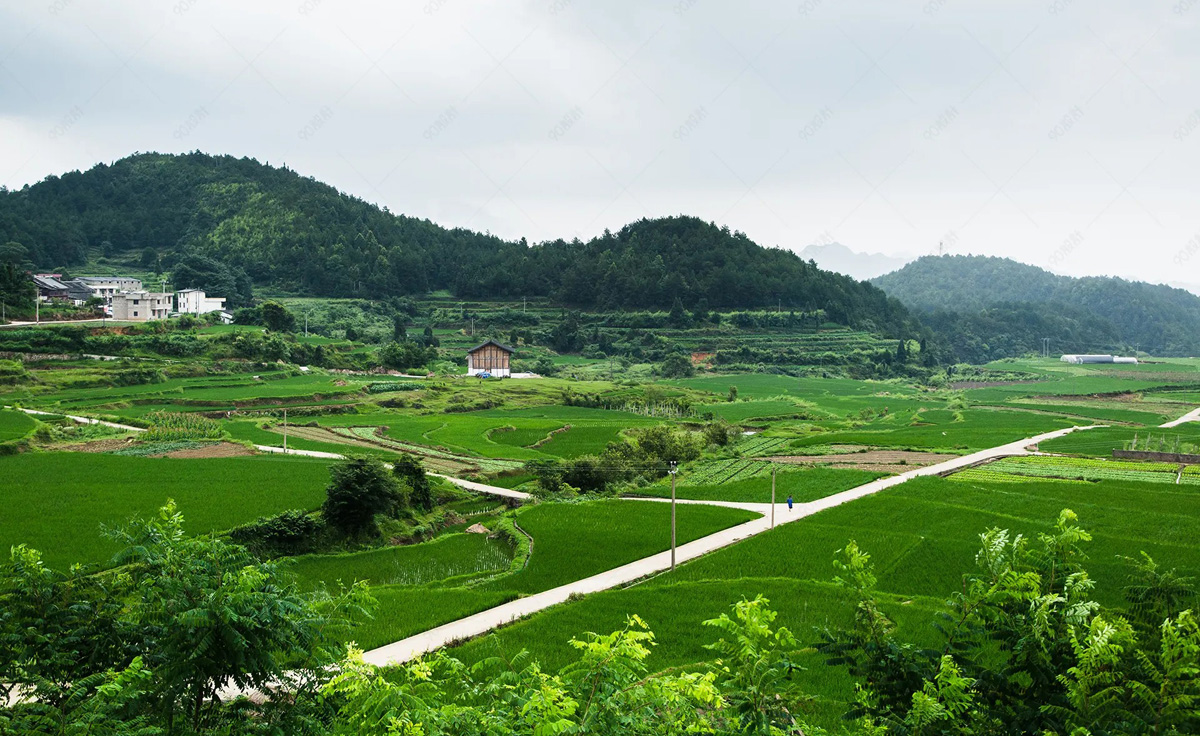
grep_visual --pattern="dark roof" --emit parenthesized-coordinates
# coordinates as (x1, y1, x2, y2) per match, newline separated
(467, 338, 514, 354)
(63, 279, 96, 297)
(31, 274, 69, 291)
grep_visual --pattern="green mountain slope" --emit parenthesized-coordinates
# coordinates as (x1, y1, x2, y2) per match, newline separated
(0, 152, 918, 336)
(873, 255, 1200, 359)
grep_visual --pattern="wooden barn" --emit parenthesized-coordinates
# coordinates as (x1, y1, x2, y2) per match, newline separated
(466, 339, 513, 377)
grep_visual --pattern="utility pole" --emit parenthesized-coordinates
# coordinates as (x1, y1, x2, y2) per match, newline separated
(771, 466, 776, 529)
(669, 460, 678, 571)
(282, 408, 288, 453)
(35, 297, 39, 324)
(304, 311, 309, 338)
(523, 296, 526, 313)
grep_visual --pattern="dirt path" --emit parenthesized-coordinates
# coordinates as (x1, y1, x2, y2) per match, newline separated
(164, 442, 254, 459)
(768, 449, 958, 469)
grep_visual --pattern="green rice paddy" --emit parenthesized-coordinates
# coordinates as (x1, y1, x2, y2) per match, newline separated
(0, 452, 332, 568)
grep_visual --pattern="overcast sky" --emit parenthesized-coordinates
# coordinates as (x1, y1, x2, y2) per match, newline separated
(2, 1, 1198, 287)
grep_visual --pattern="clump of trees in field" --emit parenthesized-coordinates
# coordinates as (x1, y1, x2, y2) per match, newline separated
(230, 455, 440, 557)
(526, 423, 704, 496)
(3, 508, 1196, 734)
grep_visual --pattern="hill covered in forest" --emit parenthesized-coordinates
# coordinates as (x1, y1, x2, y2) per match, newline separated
(873, 255, 1200, 360)
(0, 152, 918, 337)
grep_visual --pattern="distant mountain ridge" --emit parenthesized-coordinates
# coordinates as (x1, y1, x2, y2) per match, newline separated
(798, 242, 912, 281)
(872, 255, 1200, 359)
(0, 152, 920, 337)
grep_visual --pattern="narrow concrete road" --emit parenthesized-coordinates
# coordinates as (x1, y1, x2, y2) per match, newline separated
(1162, 407, 1200, 428)
(430, 473, 531, 501)
(7, 407, 145, 432)
(253, 444, 345, 459)
(360, 423, 1093, 667)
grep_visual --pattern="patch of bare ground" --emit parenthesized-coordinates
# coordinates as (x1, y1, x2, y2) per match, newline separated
(67, 437, 140, 453)
(768, 449, 959, 470)
(164, 442, 255, 459)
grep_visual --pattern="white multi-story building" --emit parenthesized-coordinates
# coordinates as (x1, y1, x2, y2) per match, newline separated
(174, 289, 226, 315)
(111, 291, 172, 321)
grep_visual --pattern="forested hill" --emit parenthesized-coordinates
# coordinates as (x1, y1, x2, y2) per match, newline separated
(873, 255, 1200, 359)
(0, 152, 917, 335)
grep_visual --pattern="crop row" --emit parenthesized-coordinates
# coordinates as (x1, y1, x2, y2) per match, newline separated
(960, 456, 1200, 486)
(365, 382, 424, 394)
(142, 411, 222, 442)
(684, 459, 775, 485)
(948, 468, 1087, 485)
(736, 435, 792, 457)
(1011, 455, 1182, 473)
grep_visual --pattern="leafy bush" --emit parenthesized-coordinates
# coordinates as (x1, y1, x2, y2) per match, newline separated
(0, 360, 28, 385)
(322, 457, 401, 535)
(111, 366, 167, 386)
(378, 341, 435, 371)
(658, 352, 695, 378)
(229, 509, 324, 557)
(392, 454, 433, 511)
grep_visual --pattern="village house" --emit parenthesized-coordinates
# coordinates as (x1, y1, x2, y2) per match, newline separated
(111, 291, 172, 321)
(74, 276, 142, 301)
(63, 279, 97, 305)
(174, 288, 226, 315)
(31, 274, 70, 301)
(466, 339, 513, 377)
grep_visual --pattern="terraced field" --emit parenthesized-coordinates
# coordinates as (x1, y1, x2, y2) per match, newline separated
(0, 452, 332, 567)
(0, 408, 35, 441)
(952, 455, 1199, 486)
(681, 458, 776, 484)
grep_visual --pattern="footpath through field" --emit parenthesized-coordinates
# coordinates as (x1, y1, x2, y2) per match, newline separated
(1162, 406, 1200, 428)
(359, 423, 1093, 666)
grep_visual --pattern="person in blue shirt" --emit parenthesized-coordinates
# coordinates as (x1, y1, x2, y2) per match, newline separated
(786, 494, 793, 511)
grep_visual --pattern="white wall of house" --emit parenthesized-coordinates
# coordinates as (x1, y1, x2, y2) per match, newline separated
(175, 289, 226, 314)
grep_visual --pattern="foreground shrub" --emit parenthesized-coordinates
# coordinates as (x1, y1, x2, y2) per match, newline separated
(230, 509, 325, 557)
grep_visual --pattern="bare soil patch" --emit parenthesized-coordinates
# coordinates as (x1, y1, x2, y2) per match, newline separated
(768, 449, 958, 469)
(68, 437, 140, 453)
(164, 442, 255, 459)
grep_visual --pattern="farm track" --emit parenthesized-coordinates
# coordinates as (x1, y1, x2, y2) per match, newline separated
(1162, 406, 1200, 428)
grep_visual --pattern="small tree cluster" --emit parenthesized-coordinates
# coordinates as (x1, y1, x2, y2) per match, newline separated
(322, 458, 402, 536)
(525, 424, 703, 495)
